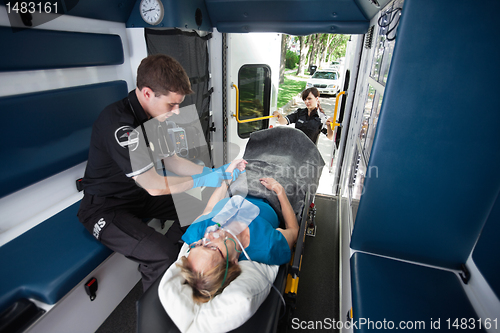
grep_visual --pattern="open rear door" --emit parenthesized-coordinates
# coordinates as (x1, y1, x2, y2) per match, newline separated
(225, 33, 281, 160)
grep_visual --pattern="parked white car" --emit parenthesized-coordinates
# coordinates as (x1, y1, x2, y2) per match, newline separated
(306, 69, 341, 96)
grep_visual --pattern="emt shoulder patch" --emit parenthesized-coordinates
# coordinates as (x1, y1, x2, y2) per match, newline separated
(115, 126, 140, 151)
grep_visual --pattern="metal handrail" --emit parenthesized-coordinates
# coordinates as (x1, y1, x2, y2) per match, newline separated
(330, 91, 346, 130)
(231, 83, 276, 123)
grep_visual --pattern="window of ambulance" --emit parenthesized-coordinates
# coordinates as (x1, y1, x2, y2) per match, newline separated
(237, 65, 271, 138)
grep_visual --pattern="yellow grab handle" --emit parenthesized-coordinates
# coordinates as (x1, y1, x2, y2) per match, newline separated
(231, 83, 276, 123)
(330, 91, 346, 130)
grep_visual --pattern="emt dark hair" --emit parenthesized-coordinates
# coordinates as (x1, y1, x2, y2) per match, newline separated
(301, 87, 325, 114)
(178, 256, 242, 304)
(136, 54, 193, 96)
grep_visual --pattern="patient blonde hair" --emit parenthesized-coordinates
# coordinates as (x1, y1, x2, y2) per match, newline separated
(177, 256, 242, 303)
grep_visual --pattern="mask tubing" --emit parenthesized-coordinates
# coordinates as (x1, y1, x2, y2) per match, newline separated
(223, 228, 286, 316)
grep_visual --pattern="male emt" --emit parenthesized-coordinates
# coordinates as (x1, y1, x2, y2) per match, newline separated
(78, 55, 236, 291)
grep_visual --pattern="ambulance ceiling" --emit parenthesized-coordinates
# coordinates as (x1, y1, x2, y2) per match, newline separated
(204, 0, 390, 35)
(65, 0, 388, 35)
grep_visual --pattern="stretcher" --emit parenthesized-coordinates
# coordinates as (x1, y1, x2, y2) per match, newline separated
(137, 127, 324, 333)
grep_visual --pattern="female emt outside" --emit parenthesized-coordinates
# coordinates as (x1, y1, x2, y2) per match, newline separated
(273, 87, 334, 144)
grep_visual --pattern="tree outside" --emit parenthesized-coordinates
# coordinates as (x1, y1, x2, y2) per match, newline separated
(278, 33, 350, 109)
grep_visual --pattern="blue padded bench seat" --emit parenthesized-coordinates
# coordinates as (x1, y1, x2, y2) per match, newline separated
(472, 192, 500, 300)
(0, 202, 112, 314)
(0, 27, 124, 72)
(0, 80, 128, 199)
(351, 252, 484, 332)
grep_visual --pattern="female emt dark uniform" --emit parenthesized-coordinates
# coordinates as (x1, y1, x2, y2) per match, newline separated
(78, 91, 198, 291)
(285, 107, 329, 143)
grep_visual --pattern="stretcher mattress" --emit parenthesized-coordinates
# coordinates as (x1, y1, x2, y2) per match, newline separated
(230, 126, 325, 221)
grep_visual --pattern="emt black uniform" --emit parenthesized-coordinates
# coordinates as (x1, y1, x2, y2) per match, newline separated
(77, 91, 192, 291)
(285, 107, 329, 143)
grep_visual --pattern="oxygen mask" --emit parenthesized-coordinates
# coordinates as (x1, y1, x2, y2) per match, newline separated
(202, 226, 227, 245)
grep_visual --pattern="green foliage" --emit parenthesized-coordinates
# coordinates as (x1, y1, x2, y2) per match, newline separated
(277, 77, 306, 108)
(329, 35, 350, 61)
(285, 50, 299, 69)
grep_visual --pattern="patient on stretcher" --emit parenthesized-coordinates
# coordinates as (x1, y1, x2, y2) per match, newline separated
(154, 127, 324, 332)
(178, 159, 299, 303)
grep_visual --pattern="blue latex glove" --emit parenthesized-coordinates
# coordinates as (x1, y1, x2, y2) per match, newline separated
(200, 166, 212, 175)
(199, 164, 230, 176)
(196, 163, 244, 183)
(217, 163, 245, 181)
(192, 169, 232, 188)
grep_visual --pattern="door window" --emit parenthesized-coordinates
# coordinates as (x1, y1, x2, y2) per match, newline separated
(237, 65, 271, 138)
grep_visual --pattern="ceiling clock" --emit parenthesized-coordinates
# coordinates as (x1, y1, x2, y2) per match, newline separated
(139, 0, 164, 26)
